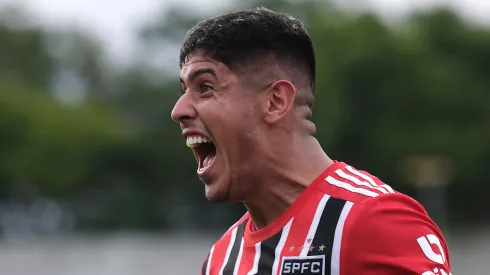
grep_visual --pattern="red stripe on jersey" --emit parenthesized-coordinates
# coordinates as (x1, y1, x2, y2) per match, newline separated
(208, 230, 233, 274)
(280, 191, 326, 258)
(236, 243, 257, 275)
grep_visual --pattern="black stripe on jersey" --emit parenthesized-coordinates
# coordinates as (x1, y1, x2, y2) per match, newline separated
(308, 197, 347, 274)
(256, 229, 283, 275)
(201, 251, 210, 275)
(221, 221, 247, 274)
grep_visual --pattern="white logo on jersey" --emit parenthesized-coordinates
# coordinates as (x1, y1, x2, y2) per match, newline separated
(417, 234, 452, 275)
(417, 234, 445, 265)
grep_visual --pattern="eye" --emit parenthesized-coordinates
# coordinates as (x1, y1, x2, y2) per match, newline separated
(179, 85, 187, 96)
(199, 83, 214, 93)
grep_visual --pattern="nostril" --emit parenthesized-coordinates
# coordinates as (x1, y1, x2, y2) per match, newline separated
(178, 115, 192, 122)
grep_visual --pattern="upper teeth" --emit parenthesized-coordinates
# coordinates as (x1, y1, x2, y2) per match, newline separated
(186, 136, 212, 147)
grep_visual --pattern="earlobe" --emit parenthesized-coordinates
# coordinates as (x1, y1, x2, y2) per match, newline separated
(264, 80, 296, 124)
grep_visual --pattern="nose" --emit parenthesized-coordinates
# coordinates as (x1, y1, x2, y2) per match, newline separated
(171, 92, 197, 124)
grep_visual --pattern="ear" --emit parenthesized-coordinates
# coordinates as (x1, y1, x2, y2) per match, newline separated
(263, 80, 296, 124)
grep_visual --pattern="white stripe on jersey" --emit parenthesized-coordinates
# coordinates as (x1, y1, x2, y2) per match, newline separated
(232, 238, 245, 275)
(246, 242, 261, 275)
(345, 166, 394, 193)
(331, 201, 354, 275)
(271, 219, 293, 275)
(326, 176, 379, 197)
(300, 194, 331, 257)
(218, 226, 238, 275)
(336, 169, 389, 194)
(205, 245, 215, 275)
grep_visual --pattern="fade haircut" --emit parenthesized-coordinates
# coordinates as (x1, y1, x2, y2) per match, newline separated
(180, 7, 316, 110)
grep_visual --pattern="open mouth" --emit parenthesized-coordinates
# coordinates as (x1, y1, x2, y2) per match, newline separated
(186, 135, 217, 173)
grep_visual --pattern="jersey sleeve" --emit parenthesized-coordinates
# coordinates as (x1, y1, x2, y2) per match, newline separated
(341, 193, 452, 275)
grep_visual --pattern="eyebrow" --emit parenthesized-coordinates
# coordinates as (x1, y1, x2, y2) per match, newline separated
(179, 68, 217, 84)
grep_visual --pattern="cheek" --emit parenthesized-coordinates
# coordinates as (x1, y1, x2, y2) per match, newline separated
(230, 109, 259, 135)
(205, 97, 260, 149)
(215, 101, 256, 130)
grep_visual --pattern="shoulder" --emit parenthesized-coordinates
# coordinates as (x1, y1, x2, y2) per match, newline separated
(339, 192, 451, 274)
(344, 192, 436, 236)
(320, 162, 437, 235)
(317, 163, 451, 274)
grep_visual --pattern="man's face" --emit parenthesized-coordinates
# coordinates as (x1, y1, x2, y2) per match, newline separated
(171, 53, 263, 202)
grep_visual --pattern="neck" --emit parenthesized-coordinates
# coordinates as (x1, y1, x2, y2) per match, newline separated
(244, 135, 333, 230)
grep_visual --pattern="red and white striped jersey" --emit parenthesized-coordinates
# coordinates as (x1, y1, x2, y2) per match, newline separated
(201, 161, 452, 275)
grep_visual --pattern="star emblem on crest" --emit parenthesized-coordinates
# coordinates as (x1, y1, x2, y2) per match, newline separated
(287, 243, 326, 254)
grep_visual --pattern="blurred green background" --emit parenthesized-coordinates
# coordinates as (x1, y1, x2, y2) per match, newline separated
(0, 0, 488, 274)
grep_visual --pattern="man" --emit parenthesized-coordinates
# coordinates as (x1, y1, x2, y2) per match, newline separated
(171, 7, 452, 275)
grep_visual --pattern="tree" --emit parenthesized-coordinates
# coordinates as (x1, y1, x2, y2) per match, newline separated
(1, 0, 489, 231)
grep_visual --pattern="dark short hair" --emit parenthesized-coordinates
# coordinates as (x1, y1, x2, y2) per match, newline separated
(180, 7, 316, 94)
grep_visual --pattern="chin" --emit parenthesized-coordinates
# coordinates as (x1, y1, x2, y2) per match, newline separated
(202, 177, 234, 203)
(204, 187, 229, 203)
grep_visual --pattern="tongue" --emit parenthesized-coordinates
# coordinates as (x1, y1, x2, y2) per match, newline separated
(203, 153, 216, 168)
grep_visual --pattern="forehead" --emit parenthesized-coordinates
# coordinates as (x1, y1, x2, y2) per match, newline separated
(180, 53, 235, 82)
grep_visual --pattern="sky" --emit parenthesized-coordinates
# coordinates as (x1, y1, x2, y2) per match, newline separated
(1, 0, 489, 64)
